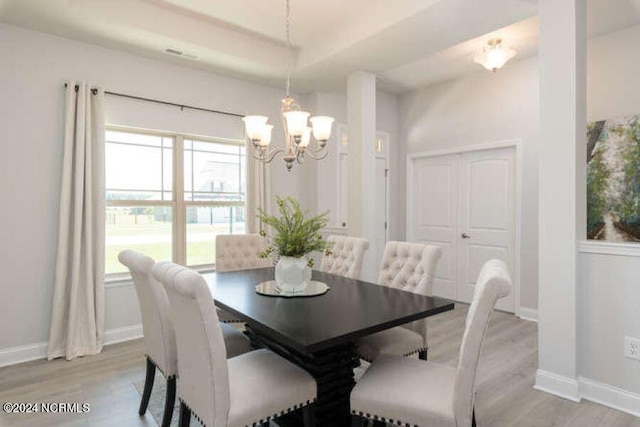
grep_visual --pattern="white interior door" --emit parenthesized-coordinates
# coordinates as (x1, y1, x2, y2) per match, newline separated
(408, 146, 516, 312)
(373, 157, 388, 270)
(457, 148, 515, 312)
(408, 154, 459, 300)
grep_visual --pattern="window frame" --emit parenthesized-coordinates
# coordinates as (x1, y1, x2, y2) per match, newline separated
(105, 125, 247, 280)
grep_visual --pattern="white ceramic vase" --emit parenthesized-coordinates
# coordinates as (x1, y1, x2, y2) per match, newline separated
(275, 255, 311, 293)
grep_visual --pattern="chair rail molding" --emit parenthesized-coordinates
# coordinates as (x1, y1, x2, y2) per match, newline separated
(578, 240, 640, 257)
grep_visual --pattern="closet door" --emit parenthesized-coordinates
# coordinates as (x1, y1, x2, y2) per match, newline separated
(457, 147, 516, 312)
(408, 154, 459, 300)
(408, 146, 517, 313)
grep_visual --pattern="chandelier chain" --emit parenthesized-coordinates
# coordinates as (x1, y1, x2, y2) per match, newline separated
(285, 0, 292, 97)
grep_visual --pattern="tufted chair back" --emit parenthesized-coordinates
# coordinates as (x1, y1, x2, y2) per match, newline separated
(454, 259, 511, 427)
(320, 235, 370, 280)
(377, 241, 442, 296)
(152, 262, 231, 427)
(215, 234, 272, 272)
(377, 242, 442, 348)
(118, 250, 177, 377)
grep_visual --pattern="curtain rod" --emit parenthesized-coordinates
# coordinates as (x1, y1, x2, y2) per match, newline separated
(64, 83, 244, 118)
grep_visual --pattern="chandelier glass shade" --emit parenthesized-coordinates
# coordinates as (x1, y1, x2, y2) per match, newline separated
(242, 0, 334, 171)
(474, 38, 517, 72)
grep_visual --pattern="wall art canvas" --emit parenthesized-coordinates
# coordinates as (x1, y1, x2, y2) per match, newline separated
(587, 115, 640, 242)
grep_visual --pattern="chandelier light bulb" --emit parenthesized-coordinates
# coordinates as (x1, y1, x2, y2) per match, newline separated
(474, 38, 517, 72)
(242, 115, 269, 141)
(283, 111, 310, 138)
(259, 124, 274, 147)
(310, 116, 334, 143)
(298, 127, 312, 148)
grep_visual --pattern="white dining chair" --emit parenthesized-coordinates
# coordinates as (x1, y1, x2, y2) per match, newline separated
(216, 234, 272, 272)
(215, 234, 273, 323)
(351, 259, 512, 427)
(118, 251, 252, 427)
(355, 241, 442, 362)
(151, 262, 317, 427)
(320, 235, 370, 280)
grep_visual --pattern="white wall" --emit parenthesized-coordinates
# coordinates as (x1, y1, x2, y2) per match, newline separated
(310, 91, 347, 225)
(577, 24, 640, 398)
(398, 57, 540, 312)
(0, 23, 314, 353)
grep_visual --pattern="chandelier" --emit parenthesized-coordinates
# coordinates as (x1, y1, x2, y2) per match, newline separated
(473, 38, 517, 72)
(242, 0, 334, 171)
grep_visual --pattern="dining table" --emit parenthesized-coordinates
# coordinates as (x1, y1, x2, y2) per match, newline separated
(203, 267, 455, 427)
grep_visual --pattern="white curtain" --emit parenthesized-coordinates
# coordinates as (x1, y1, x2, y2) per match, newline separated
(246, 147, 270, 233)
(48, 82, 106, 361)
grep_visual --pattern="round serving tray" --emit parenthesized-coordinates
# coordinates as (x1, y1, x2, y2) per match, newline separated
(255, 280, 330, 298)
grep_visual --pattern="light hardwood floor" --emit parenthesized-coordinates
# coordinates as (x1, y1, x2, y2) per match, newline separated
(1, 305, 639, 427)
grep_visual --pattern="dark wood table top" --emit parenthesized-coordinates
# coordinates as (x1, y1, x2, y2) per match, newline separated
(203, 267, 455, 353)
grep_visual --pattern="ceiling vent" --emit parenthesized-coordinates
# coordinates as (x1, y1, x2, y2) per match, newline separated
(164, 48, 199, 61)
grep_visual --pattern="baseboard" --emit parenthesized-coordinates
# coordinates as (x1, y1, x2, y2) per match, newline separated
(0, 323, 143, 368)
(0, 342, 48, 368)
(580, 377, 640, 417)
(534, 369, 581, 402)
(518, 306, 538, 322)
(104, 324, 143, 345)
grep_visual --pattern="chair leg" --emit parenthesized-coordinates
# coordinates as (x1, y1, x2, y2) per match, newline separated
(351, 414, 365, 426)
(472, 407, 477, 427)
(418, 349, 428, 360)
(161, 377, 176, 427)
(178, 401, 191, 427)
(303, 403, 316, 427)
(139, 357, 156, 416)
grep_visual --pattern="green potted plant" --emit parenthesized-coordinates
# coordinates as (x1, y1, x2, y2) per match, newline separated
(258, 196, 330, 292)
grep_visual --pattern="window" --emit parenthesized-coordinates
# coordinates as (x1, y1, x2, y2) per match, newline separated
(105, 128, 246, 277)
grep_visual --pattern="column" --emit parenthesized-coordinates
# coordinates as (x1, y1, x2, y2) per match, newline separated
(536, 0, 586, 401)
(347, 71, 377, 281)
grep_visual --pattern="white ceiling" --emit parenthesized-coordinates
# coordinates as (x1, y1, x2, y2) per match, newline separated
(1, 0, 640, 94)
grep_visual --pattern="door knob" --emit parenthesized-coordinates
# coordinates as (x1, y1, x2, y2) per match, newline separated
(461, 233, 471, 239)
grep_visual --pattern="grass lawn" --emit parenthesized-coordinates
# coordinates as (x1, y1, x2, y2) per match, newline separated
(105, 241, 216, 274)
(105, 221, 245, 274)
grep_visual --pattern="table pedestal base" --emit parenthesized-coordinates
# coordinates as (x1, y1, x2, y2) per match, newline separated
(246, 327, 360, 427)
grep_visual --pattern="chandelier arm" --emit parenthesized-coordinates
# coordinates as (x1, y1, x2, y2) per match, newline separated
(252, 147, 284, 163)
(303, 148, 329, 161)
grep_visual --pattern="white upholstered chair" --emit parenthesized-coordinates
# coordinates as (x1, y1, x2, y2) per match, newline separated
(216, 234, 272, 272)
(350, 259, 512, 427)
(118, 251, 251, 427)
(355, 242, 442, 362)
(320, 235, 370, 280)
(215, 234, 272, 323)
(151, 262, 317, 427)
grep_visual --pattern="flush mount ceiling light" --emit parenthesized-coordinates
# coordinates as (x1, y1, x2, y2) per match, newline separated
(474, 38, 517, 72)
(242, 0, 334, 172)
